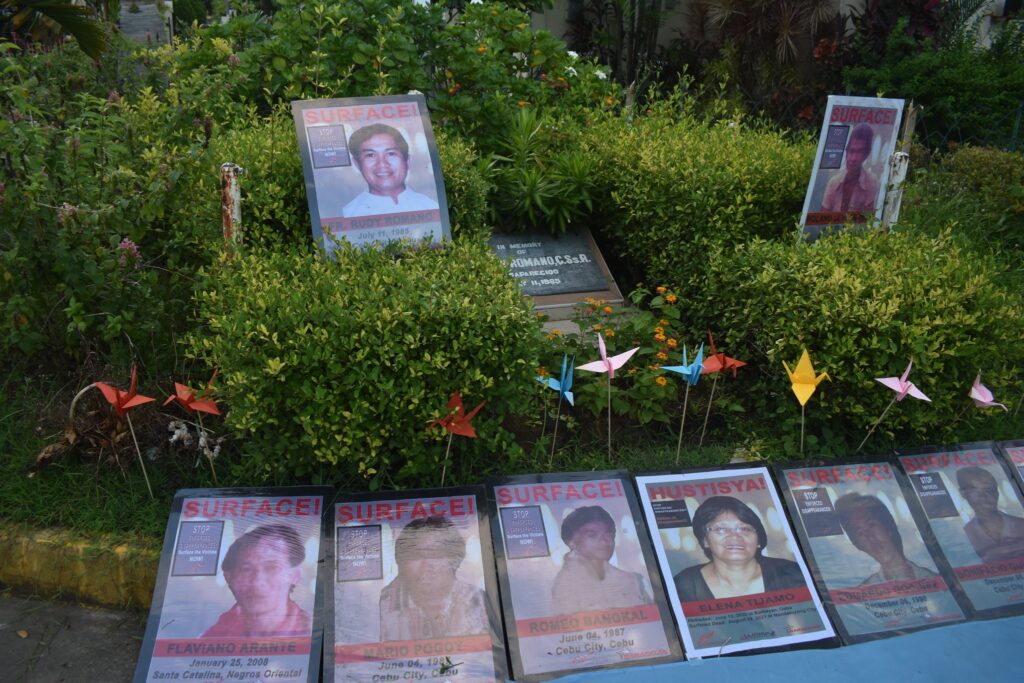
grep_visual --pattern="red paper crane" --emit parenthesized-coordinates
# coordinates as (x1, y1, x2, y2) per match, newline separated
(95, 366, 156, 417)
(701, 330, 747, 377)
(431, 391, 485, 438)
(164, 369, 221, 415)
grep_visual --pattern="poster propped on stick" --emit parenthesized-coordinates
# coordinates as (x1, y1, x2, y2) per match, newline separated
(327, 488, 507, 682)
(489, 472, 681, 681)
(133, 486, 333, 683)
(800, 95, 905, 241)
(896, 442, 1024, 618)
(776, 458, 969, 643)
(636, 466, 836, 658)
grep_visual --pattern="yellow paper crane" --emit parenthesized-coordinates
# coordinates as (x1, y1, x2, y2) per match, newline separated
(783, 349, 831, 406)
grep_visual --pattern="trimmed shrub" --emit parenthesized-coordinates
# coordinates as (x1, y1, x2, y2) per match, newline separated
(689, 228, 1024, 455)
(579, 105, 816, 289)
(191, 241, 542, 485)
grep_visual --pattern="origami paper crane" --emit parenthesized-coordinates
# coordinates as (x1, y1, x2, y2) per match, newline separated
(95, 366, 155, 418)
(578, 333, 639, 379)
(875, 360, 930, 403)
(970, 373, 1007, 411)
(431, 391, 485, 438)
(538, 354, 575, 406)
(702, 331, 746, 377)
(164, 369, 221, 415)
(784, 350, 831, 406)
(663, 344, 704, 386)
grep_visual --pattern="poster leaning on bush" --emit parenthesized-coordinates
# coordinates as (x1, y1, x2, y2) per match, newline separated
(327, 487, 507, 682)
(292, 94, 451, 253)
(133, 486, 332, 683)
(489, 472, 682, 681)
(636, 466, 836, 658)
(896, 442, 1024, 618)
(800, 94, 905, 241)
(775, 458, 969, 643)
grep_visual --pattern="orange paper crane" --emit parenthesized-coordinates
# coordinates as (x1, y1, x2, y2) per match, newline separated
(431, 392, 486, 487)
(95, 365, 155, 417)
(164, 369, 221, 415)
(701, 330, 747, 377)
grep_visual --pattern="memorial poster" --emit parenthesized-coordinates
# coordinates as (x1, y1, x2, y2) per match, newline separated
(897, 442, 1024, 617)
(997, 440, 1024, 492)
(777, 459, 967, 642)
(133, 487, 332, 683)
(327, 488, 506, 682)
(636, 467, 835, 658)
(490, 472, 681, 681)
(292, 94, 450, 253)
(799, 95, 904, 240)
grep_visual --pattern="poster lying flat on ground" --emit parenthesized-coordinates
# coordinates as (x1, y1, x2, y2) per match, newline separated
(776, 458, 969, 642)
(489, 472, 681, 681)
(997, 440, 1024, 493)
(636, 466, 835, 658)
(800, 95, 904, 241)
(896, 442, 1024, 618)
(133, 487, 333, 683)
(292, 94, 451, 253)
(327, 488, 507, 682)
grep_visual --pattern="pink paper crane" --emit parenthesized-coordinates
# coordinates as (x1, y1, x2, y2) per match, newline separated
(578, 333, 640, 457)
(970, 373, 1007, 411)
(875, 360, 931, 402)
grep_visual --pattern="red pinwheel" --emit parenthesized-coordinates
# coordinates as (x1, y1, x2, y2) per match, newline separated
(95, 365, 156, 417)
(431, 391, 485, 438)
(164, 369, 221, 416)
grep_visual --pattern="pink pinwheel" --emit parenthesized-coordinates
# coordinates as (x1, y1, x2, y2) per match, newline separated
(875, 360, 931, 402)
(95, 365, 155, 418)
(578, 333, 640, 457)
(431, 391, 486, 486)
(970, 373, 1007, 411)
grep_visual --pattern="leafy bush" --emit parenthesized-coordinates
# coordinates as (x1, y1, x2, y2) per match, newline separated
(579, 101, 815, 288)
(690, 228, 1024, 455)
(191, 241, 543, 485)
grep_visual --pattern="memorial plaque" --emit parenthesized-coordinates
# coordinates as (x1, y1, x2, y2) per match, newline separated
(777, 459, 968, 644)
(897, 442, 1024, 617)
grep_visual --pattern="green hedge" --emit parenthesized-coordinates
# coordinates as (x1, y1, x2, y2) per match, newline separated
(192, 241, 542, 485)
(690, 228, 1024, 455)
(579, 105, 815, 289)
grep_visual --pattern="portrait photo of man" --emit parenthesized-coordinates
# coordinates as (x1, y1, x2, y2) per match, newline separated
(202, 524, 313, 638)
(342, 123, 439, 219)
(957, 466, 1024, 563)
(379, 516, 488, 641)
(821, 123, 880, 216)
(550, 506, 653, 615)
(833, 492, 937, 585)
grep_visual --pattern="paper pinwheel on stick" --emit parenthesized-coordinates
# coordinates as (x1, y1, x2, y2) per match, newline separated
(164, 370, 222, 484)
(857, 360, 929, 452)
(537, 354, 574, 465)
(698, 331, 746, 447)
(783, 350, 831, 455)
(970, 372, 1007, 411)
(95, 365, 156, 498)
(663, 343, 703, 464)
(431, 391, 485, 487)
(578, 333, 639, 458)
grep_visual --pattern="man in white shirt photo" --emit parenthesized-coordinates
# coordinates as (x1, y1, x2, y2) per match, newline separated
(342, 123, 438, 218)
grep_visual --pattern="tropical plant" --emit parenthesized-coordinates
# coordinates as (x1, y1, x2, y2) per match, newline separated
(1, 0, 107, 57)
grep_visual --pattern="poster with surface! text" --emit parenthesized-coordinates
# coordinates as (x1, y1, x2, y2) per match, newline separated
(637, 467, 835, 658)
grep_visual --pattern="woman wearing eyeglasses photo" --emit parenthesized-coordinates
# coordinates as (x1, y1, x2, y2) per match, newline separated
(673, 496, 805, 602)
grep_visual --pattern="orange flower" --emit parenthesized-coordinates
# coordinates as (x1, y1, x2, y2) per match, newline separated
(477, 45, 487, 54)
(551, 328, 562, 336)
(665, 294, 677, 304)
(603, 306, 613, 314)
(654, 333, 666, 342)
(656, 286, 667, 294)
(654, 326, 664, 335)
(605, 329, 615, 337)
(656, 376, 668, 386)
(656, 352, 668, 361)
(538, 367, 548, 377)
(659, 319, 670, 326)
(649, 364, 661, 371)
(593, 324, 602, 331)
(666, 338, 678, 348)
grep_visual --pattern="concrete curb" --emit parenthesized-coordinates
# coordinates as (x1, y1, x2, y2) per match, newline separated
(0, 521, 159, 609)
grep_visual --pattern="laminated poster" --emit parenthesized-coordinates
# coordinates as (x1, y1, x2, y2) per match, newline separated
(799, 94, 904, 241)
(776, 458, 967, 642)
(897, 442, 1024, 617)
(292, 94, 451, 254)
(997, 440, 1024, 493)
(133, 487, 333, 683)
(327, 488, 507, 683)
(490, 472, 681, 681)
(636, 467, 835, 658)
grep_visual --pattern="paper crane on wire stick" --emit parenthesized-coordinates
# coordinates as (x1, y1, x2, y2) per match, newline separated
(431, 391, 485, 487)
(537, 354, 575, 464)
(698, 331, 746, 447)
(857, 359, 929, 452)
(663, 344, 703, 464)
(783, 349, 831, 455)
(95, 365, 156, 498)
(970, 372, 1007, 411)
(578, 333, 640, 457)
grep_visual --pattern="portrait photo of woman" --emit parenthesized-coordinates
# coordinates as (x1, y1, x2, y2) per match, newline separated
(674, 496, 805, 602)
